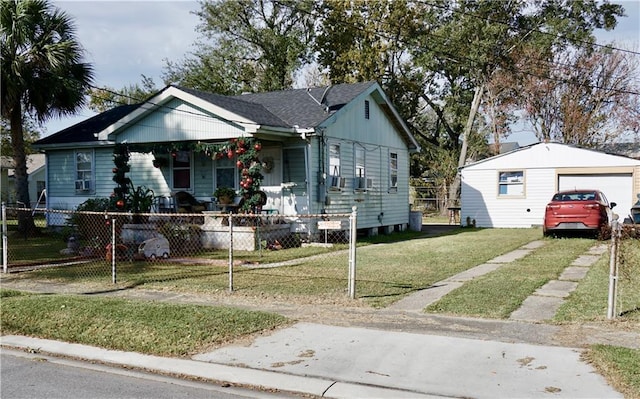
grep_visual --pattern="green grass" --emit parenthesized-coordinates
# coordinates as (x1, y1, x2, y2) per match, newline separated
(2, 227, 542, 307)
(585, 345, 640, 399)
(0, 291, 288, 357)
(4, 231, 68, 263)
(426, 238, 595, 318)
(555, 238, 640, 322)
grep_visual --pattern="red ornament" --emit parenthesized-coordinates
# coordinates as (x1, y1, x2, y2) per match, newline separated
(227, 150, 234, 159)
(116, 199, 125, 208)
(246, 177, 253, 185)
(242, 168, 250, 176)
(236, 147, 246, 155)
(254, 142, 262, 151)
(236, 160, 244, 168)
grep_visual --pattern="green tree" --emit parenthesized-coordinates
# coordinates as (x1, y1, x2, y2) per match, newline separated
(1, 0, 94, 234)
(500, 45, 640, 147)
(316, 0, 624, 206)
(163, 0, 316, 94)
(88, 75, 157, 113)
(315, 0, 423, 121)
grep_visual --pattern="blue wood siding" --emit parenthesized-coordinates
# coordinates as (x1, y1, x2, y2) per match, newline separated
(116, 98, 246, 144)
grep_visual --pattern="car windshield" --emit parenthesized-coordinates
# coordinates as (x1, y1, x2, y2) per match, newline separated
(552, 192, 597, 201)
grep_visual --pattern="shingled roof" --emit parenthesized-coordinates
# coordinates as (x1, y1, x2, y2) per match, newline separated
(231, 81, 376, 128)
(35, 81, 393, 146)
(177, 81, 376, 129)
(35, 103, 140, 146)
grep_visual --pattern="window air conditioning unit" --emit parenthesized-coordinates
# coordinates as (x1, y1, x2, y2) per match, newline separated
(329, 176, 346, 190)
(355, 177, 372, 190)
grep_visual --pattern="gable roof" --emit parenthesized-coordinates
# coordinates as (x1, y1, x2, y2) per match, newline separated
(34, 81, 417, 150)
(461, 142, 640, 170)
(35, 104, 140, 147)
(230, 81, 377, 128)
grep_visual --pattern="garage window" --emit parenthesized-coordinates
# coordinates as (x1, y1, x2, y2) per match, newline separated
(498, 171, 524, 196)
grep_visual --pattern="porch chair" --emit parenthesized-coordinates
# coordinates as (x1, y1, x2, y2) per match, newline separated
(173, 191, 207, 213)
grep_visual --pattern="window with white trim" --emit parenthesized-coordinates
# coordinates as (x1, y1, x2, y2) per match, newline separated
(498, 170, 524, 196)
(389, 152, 398, 190)
(75, 150, 93, 192)
(172, 150, 192, 190)
(328, 143, 342, 188)
(354, 145, 366, 190)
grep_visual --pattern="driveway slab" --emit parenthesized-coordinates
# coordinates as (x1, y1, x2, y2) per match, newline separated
(559, 266, 589, 281)
(571, 255, 601, 267)
(535, 280, 578, 298)
(488, 249, 532, 263)
(510, 296, 564, 322)
(387, 281, 463, 311)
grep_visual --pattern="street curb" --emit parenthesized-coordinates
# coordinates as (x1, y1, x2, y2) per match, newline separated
(0, 335, 441, 399)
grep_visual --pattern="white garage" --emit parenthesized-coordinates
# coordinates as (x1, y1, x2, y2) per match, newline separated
(460, 142, 640, 228)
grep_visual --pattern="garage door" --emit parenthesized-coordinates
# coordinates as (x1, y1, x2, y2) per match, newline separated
(558, 174, 633, 220)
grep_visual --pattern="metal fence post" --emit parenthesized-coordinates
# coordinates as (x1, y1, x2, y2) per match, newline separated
(607, 216, 620, 319)
(111, 217, 117, 284)
(348, 206, 357, 299)
(228, 213, 234, 292)
(2, 203, 7, 273)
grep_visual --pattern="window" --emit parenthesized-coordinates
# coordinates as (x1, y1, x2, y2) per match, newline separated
(215, 156, 236, 190)
(354, 145, 366, 190)
(364, 100, 370, 119)
(328, 143, 343, 188)
(498, 171, 524, 196)
(75, 150, 93, 192)
(172, 150, 192, 190)
(389, 152, 398, 189)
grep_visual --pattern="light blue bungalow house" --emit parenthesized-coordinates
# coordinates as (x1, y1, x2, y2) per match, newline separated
(33, 81, 419, 235)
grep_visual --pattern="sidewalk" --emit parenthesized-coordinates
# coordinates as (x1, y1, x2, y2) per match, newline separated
(1, 239, 634, 398)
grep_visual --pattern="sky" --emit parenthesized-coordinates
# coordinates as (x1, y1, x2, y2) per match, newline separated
(46, 0, 640, 145)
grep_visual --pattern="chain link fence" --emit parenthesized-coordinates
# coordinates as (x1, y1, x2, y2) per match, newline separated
(607, 219, 640, 319)
(1, 205, 357, 297)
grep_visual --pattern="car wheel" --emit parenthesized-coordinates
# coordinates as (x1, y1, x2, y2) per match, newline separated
(162, 252, 169, 259)
(150, 254, 157, 260)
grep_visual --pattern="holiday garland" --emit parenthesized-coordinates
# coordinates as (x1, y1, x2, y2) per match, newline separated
(117, 138, 265, 212)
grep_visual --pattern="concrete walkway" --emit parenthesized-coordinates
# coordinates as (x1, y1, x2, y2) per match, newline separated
(510, 244, 608, 322)
(388, 240, 546, 312)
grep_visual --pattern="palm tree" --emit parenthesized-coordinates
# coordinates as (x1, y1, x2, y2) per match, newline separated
(1, 0, 94, 234)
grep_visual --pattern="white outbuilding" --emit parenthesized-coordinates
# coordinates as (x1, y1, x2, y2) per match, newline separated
(460, 142, 640, 228)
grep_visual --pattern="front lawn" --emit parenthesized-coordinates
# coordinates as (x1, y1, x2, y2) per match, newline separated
(0, 289, 287, 357)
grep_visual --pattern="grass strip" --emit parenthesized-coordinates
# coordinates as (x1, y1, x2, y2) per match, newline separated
(2, 228, 543, 308)
(585, 345, 640, 399)
(0, 291, 288, 357)
(425, 238, 595, 318)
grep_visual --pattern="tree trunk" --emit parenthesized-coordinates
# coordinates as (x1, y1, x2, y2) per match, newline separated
(10, 107, 37, 236)
(447, 84, 484, 208)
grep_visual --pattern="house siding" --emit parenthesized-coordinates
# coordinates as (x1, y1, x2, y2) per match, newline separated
(115, 98, 246, 144)
(39, 83, 416, 233)
(461, 143, 640, 228)
(319, 94, 410, 230)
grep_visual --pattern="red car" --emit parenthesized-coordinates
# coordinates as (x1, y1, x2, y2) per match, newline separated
(543, 189, 616, 237)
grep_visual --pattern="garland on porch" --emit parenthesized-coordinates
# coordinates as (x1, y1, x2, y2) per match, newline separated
(121, 138, 265, 212)
(112, 144, 131, 210)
